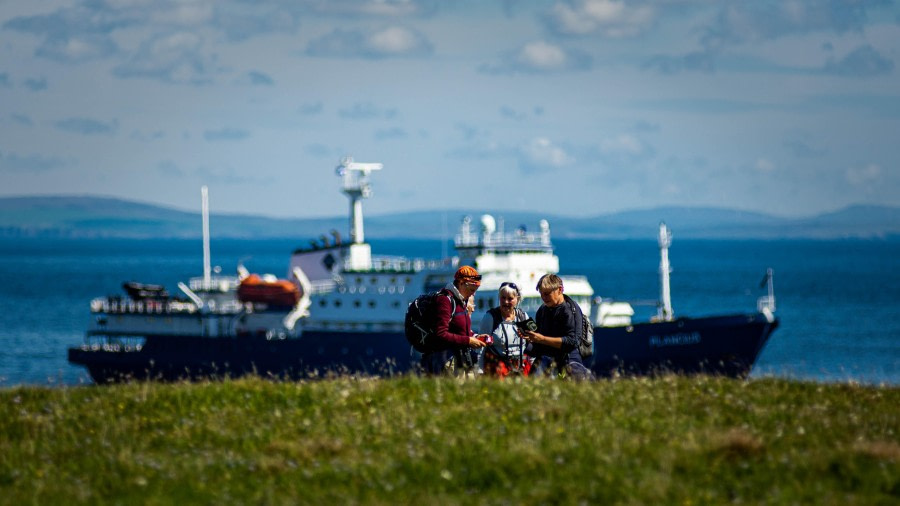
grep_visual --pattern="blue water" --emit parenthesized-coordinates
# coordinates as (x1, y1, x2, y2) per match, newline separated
(0, 238, 897, 386)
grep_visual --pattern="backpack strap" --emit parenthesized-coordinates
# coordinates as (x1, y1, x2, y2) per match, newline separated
(515, 308, 526, 322)
(565, 297, 583, 341)
(438, 288, 457, 317)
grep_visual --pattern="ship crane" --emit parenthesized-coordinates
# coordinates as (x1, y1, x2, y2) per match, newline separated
(335, 156, 382, 271)
(336, 156, 382, 245)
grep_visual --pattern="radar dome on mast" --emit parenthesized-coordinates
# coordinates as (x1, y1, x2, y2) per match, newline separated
(480, 214, 496, 235)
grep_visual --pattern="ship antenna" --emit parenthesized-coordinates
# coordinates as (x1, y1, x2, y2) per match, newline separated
(201, 186, 211, 290)
(658, 222, 674, 321)
(335, 156, 383, 244)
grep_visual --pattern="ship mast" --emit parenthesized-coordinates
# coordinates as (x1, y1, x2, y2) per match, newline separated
(658, 222, 674, 321)
(336, 157, 382, 270)
(201, 185, 211, 290)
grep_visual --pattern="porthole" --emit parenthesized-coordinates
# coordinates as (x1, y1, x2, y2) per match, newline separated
(334, 300, 342, 308)
(392, 301, 401, 309)
(368, 300, 376, 308)
(371, 277, 377, 285)
(354, 300, 361, 308)
(319, 299, 327, 307)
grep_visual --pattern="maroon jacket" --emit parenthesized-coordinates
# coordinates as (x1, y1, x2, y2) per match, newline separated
(431, 287, 472, 350)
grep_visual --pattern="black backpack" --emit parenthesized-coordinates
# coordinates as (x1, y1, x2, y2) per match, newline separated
(566, 298, 594, 358)
(404, 291, 455, 353)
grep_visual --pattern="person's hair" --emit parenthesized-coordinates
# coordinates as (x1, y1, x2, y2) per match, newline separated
(536, 274, 563, 293)
(499, 283, 520, 300)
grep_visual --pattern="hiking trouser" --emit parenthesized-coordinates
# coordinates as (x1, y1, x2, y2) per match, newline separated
(420, 349, 473, 375)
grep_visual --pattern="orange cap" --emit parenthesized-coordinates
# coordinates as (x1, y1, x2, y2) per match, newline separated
(454, 265, 481, 287)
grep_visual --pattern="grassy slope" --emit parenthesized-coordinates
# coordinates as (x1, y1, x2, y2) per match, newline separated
(1, 376, 897, 505)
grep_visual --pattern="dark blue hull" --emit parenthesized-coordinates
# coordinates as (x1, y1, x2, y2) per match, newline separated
(589, 313, 778, 378)
(68, 313, 777, 382)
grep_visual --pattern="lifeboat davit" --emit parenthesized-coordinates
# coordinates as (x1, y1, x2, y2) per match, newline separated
(237, 274, 300, 308)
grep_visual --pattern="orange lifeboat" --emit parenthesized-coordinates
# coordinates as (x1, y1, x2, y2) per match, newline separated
(237, 274, 300, 308)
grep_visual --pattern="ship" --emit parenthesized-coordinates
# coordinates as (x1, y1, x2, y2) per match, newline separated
(68, 159, 778, 382)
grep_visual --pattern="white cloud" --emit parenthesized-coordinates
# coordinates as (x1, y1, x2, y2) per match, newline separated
(480, 40, 591, 74)
(846, 164, 882, 185)
(518, 41, 567, 70)
(518, 137, 574, 173)
(149, 1, 214, 25)
(366, 26, 427, 55)
(307, 25, 433, 58)
(546, 0, 655, 37)
(600, 134, 644, 156)
(37, 35, 118, 63)
(755, 158, 776, 173)
(113, 31, 220, 84)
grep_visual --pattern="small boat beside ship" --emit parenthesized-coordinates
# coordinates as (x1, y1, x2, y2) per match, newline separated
(68, 158, 778, 382)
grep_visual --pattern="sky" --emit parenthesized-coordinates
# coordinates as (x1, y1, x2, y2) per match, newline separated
(1, 0, 899, 220)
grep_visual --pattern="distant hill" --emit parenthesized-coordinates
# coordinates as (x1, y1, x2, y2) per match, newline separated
(0, 195, 897, 240)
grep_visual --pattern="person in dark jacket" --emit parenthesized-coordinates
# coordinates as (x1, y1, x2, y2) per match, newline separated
(520, 273, 591, 379)
(421, 265, 489, 375)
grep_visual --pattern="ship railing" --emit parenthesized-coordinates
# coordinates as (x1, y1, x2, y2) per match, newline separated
(305, 280, 334, 294)
(455, 231, 553, 251)
(91, 297, 199, 314)
(189, 275, 240, 292)
(84, 334, 146, 351)
(342, 255, 451, 273)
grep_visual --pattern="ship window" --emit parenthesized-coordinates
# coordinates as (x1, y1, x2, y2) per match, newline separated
(390, 277, 396, 284)
(354, 300, 361, 308)
(392, 301, 401, 309)
(356, 277, 362, 284)
(405, 277, 411, 284)
(371, 277, 377, 285)
(319, 299, 327, 307)
(334, 300, 342, 307)
(368, 300, 376, 308)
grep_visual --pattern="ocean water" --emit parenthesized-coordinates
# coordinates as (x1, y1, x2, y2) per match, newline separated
(0, 237, 897, 386)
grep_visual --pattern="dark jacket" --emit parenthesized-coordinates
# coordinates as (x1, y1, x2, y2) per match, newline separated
(532, 294, 584, 368)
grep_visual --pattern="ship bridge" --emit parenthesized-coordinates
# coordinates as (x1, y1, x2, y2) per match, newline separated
(455, 214, 558, 275)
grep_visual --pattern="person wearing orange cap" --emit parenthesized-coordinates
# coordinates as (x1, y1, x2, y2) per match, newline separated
(421, 265, 490, 375)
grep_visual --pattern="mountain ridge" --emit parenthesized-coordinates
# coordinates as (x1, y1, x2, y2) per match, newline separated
(1, 195, 897, 240)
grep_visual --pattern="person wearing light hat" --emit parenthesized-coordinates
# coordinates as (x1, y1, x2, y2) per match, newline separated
(421, 265, 490, 375)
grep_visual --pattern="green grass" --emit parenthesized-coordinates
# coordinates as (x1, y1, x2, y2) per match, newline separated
(1, 376, 897, 505)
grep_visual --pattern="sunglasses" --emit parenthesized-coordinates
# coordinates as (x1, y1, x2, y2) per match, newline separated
(465, 275, 482, 281)
(500, 282, 519, 291)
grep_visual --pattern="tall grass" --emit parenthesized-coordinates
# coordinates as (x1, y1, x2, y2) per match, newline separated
(1, 376, 897, 504)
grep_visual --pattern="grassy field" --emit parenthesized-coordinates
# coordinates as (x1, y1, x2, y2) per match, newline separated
(1, 376, 897, 505)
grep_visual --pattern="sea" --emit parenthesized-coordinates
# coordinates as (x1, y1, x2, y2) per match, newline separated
(0, 237, 898, 387)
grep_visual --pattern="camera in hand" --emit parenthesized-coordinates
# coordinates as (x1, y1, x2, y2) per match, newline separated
(515, 318, 538, 332)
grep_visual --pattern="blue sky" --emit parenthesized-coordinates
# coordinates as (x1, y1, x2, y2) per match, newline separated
(1, 0, 898, 219)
